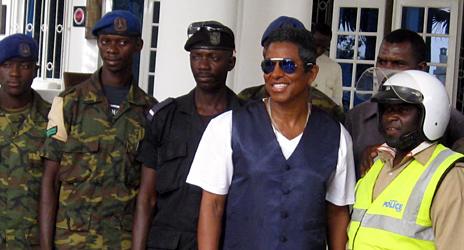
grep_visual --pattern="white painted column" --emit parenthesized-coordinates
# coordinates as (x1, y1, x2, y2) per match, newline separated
(232, 0, 313, 93)
(153, 0, 239, 100)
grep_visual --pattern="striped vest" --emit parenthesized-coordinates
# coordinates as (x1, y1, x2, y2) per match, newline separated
(348, 144, 463, 249)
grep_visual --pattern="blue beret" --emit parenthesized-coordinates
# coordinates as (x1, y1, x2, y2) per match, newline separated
(184, 21, 235, 51)
(0, 33, 38, 64)
(92, 10, 141, 37)
(261, 16, 305, 46)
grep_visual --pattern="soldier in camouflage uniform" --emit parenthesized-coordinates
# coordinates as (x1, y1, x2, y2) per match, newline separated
(238, 16, 345, 122)
(0, 34, 50, 249)
(39, 10, 156, 250)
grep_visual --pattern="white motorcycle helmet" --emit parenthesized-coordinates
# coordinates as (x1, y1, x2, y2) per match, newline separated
(371, 70, 450, 148)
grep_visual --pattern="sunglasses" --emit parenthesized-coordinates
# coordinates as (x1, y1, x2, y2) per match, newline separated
(187, 23, 229, 38)
(261, 58, 312, 74)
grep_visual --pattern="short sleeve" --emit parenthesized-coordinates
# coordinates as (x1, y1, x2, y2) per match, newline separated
(186, 111, 234, 195)
(40, 96, 68, 162)
(325, 124, 356, 206)
(431, 163, 464, 250)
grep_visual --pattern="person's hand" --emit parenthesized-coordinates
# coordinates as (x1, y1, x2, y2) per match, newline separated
(452, 137, 464, 154)
(359, 144, 381, 177)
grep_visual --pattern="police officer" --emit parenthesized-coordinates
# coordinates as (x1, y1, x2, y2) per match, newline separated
(0, 34, 50, 249)
(132, 20, 242, 250)
(345, 29, 464, 177)
(39, 10, 156, 249)
(238, 16, 345, 122)
(348, 70, 464, 249)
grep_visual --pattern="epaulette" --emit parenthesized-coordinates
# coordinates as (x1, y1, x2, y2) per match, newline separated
(146, 97, 174, 122)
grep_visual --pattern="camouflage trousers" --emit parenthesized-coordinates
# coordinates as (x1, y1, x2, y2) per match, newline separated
(54, 226, 131, 250)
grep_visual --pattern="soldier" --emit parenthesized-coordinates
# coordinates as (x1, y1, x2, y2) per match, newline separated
(345, 29, 464, 177)
(0, 33, 50, 249)
(238, 16, 345, 122)
(132, 21, 242, 250)
(39, 10, 156, 249)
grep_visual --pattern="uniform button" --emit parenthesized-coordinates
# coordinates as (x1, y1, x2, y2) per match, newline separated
(280, 211, 288, 219)
(280, 235, 287, 242)
(282, 189, 290, 195)
(285, 165, 290, 171)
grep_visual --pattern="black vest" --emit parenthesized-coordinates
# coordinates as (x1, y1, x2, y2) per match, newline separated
(226, 101, 340, 249)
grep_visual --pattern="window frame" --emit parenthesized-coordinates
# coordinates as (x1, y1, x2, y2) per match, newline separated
(330, 0, 387, 110)
(392, 0, 461, 106)
(139, 0, 160, 96)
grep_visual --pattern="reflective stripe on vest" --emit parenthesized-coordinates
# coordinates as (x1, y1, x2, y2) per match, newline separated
(351, 148, 454, 241)
(349, 145, 464, 250)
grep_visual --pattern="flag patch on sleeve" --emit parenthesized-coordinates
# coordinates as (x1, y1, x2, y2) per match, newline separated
(46, 126, 58, 137)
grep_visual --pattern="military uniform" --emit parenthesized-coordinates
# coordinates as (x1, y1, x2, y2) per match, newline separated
(0, 92, 50, 249)
(137, 88, 242, 249)
(238, 84, 345, 122)
(40, 69, 156, 249)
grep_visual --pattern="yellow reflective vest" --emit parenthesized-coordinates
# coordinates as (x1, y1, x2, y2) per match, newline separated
(348, 144, 463, 250)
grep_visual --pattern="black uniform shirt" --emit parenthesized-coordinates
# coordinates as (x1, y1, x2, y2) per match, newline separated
(136, 88, 243, 249)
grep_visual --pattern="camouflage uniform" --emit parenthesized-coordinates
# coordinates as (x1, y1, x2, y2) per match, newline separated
(238, 84, 345, 122)
(40, 69, 156, 250)
(0, 92, 50, 249)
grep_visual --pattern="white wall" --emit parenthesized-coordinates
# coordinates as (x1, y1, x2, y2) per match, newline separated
(63, 0, 99, 74)
(153, 0, 313, 100)
(153, 0, 239, 100)
(233, 0, 313, 93)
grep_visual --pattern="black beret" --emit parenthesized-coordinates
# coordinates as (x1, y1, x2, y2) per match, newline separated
(184, 21, 235, 51)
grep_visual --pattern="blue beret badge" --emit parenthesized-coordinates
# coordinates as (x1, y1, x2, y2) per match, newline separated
(114, 17, 128, 33)
(19, 42, 32, 58)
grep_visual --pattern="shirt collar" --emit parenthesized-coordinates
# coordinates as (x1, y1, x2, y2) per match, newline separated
(83, 68, 147, 106)
(177, 87, 242, 114)
(377, 141, 436, 168)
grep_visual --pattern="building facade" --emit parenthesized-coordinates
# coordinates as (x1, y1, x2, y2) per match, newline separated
(1, 0, 463, 112)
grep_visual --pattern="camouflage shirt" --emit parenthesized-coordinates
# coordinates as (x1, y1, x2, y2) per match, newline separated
(238, 84, 345, 123)
(0, 91, 50, 249)
(40, 69, 156, 249)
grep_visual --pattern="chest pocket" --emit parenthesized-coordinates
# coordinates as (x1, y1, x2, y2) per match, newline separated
(156, 140, 188, 194)
(27, 151, 43, 177)
(59, 140, 100, 183)
(124, 122, 145, 188)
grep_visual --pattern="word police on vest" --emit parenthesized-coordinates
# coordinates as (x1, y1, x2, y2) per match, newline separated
(383, 200, 403, 212)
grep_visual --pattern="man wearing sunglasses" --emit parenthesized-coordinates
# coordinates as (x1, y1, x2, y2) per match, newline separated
(238, 16, 345, 123)
(187, 26, 355, 249)
(132, 21, 242, 249)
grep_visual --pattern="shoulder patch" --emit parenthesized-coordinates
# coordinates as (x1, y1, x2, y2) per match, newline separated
(46, 97, 68, 142)
(147, 97, 174, 121)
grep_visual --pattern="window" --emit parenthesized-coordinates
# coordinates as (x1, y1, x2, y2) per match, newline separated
(0, 5, 6, 35)
(393, 0, 460, 106)
(139, 0, 160, 96)
(23, 0, 65, 80)
(331, 0, 387, 111)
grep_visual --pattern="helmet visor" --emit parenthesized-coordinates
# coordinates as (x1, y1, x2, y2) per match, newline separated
(372, 84, 424, 104)
(355, 67, 400, 102)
